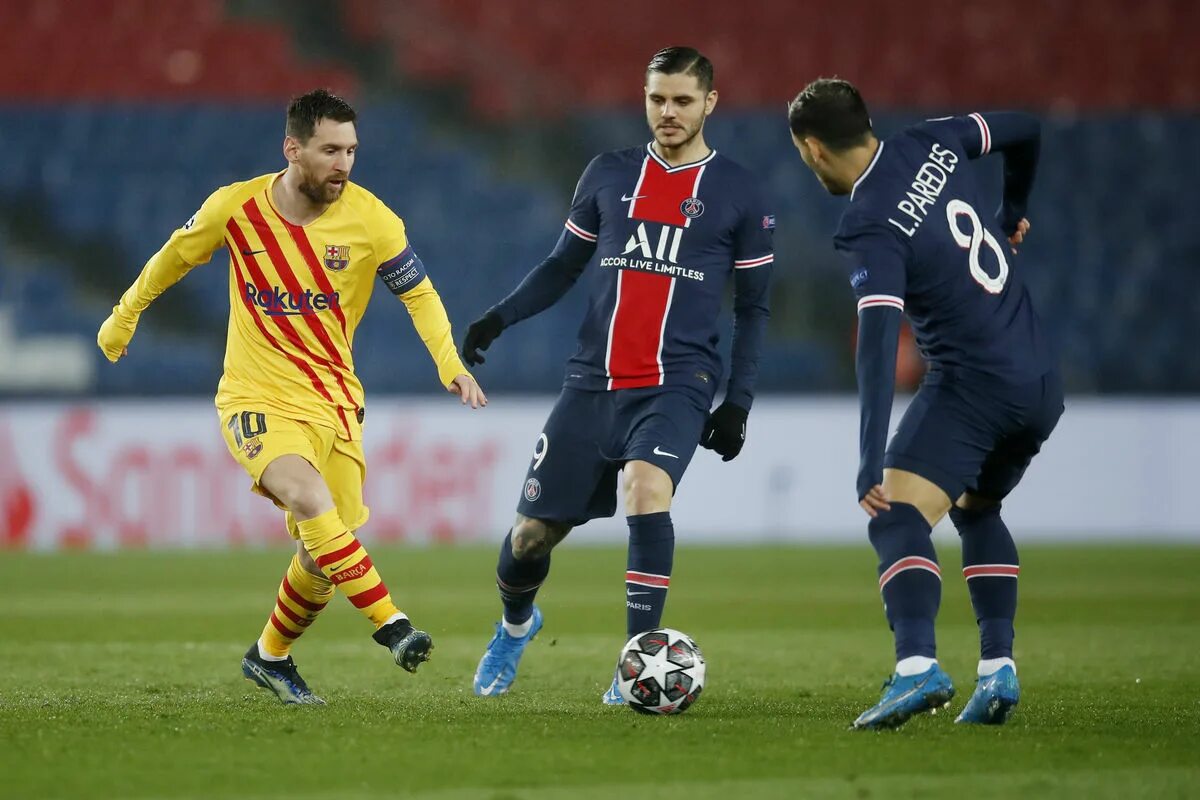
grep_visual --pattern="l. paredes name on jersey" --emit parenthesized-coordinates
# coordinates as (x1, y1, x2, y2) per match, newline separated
(884, 142, 960, 237)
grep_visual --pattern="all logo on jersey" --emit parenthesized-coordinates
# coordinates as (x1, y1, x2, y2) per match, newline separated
(680, 197, 705, 219)
(623, 222, 684, 263)
(524, 478, 542, 502)
(323, 244, 350, 271)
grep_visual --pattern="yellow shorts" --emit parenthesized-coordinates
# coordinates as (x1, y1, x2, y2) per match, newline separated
(218, 408, 369, 539)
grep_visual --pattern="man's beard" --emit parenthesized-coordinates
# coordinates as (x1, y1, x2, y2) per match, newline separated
(653, 119, 701, 150)
(299, 175, 343, 204)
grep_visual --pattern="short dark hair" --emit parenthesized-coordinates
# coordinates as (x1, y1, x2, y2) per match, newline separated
(286, 89, 357, 143)
(787, 78, 872, 151)
(646, 46, 714, 93)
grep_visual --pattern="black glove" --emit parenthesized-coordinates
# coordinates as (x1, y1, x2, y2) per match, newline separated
(700, 402, 749, 462)
(461, 311, 504, 366)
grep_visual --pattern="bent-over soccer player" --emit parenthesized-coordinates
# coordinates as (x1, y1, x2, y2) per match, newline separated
(788, 79, 1063, 729)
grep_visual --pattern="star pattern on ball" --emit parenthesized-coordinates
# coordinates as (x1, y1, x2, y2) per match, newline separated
(633, 638, 686, 691)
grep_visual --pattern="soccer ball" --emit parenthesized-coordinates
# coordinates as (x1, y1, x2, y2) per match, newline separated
(615, 628, 706, 715)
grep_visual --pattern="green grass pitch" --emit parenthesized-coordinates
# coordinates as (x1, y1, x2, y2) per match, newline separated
(2, 543, 1198, 799)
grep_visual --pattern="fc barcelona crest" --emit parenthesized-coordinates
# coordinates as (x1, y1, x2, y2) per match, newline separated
(324, 244, 350, 271)
(242, 437, 263, 460)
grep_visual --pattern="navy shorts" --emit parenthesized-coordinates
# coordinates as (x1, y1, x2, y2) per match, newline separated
(516, 385, 711, 525)
(885, 369, 1064, 502)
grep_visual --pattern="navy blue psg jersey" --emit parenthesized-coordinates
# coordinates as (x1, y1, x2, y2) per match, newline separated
(561, 144, 774, 392)
(835, 114, 1053, 383)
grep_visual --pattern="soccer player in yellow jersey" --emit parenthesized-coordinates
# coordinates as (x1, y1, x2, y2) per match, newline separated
(96, 89, 486, 705)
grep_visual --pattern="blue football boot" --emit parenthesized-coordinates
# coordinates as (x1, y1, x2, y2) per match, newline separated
(473, 606, 543, 696)
(241, 643, 325, 705)
(955, 665, 1020, 724)
(601, 670, 625, 705)
(852, 663, 955, 730)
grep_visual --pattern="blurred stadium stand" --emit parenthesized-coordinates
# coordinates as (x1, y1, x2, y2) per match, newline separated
(0, 0, 1196, 395)
(344, 0, 1200, 116)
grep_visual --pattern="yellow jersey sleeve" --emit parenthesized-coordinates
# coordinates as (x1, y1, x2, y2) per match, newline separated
(366, 196, 469, 387)
(399, 276, 471, 388)
(169, 184, 238, 266)
(170, 184, 237, 266)
(111, 185, 236, 319)
(370, 196, 409, 266)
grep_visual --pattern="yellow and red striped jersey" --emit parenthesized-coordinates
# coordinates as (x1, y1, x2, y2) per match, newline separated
(160, 172, 465, 439)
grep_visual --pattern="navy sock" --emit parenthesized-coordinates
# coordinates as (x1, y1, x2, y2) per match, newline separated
(951, 505, 1019, 660)
(495, 529, 550, 625)
(625, 512, 674, 639)
(868, 503, 941, 661)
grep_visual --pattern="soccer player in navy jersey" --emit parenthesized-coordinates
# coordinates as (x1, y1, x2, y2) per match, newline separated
(461, 47, 774, 703)
(787, 79, 1063, 728)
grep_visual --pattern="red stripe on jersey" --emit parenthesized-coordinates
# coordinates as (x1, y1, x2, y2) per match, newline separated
(734, 254, 774, 268)
(225, 237, 335, 404)
(970, 113, 991, 155)
(857, 295, 905, 313)
(267, 203, 351, 344)
(348, 581, 390, 609)
(314, 537, 361, 568)
(565, 219, 597, 242)
(628, 155, 700, 226)
(607, 154, 704, 387)
(878, 556, 941, 590)
(625, 570, 670, 587)
(607, 269, 673, 389)
(242, 198, 356, 410)
(282, 575, 327, 612)
(963, 564, 1019, 579)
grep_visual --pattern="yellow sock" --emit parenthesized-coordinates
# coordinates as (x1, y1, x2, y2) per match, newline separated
(260, 553, 335, 658)
(297, 509, 402, 628)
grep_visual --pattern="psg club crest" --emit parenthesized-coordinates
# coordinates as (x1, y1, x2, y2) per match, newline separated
(323, 244, 350, 272)
(524, 478, 542, 502)
(680, 197, 705, 219)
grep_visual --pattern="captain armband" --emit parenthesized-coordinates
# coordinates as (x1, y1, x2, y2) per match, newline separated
(377, 246, 427, 295)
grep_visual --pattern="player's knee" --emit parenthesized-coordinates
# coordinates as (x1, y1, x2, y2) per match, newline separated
(949, 498, 1002, 531)
(511, 519, 561, 560)
(623, 469, 672, 515)
(297, 545, 322, 577)
(279, 482, 332, 520)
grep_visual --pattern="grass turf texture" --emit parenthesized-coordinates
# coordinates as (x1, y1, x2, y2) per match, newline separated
(2, 544, 1198, 799)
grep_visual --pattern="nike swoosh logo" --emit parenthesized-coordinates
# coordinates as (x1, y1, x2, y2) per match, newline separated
(621, 194, 647, 202)
(477, 673, 506, 696)
(652, 446, 679, 459)
(241, 249, 266, 256)
(626, 590, 651, 597)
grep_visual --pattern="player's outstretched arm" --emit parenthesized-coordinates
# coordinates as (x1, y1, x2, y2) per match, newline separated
(855, 306, 903, 517)
(96, 242, 198, 363)
(98, 186, 230, 363)
(397, 276, 487, 409)
(461, 229, 594, 367)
